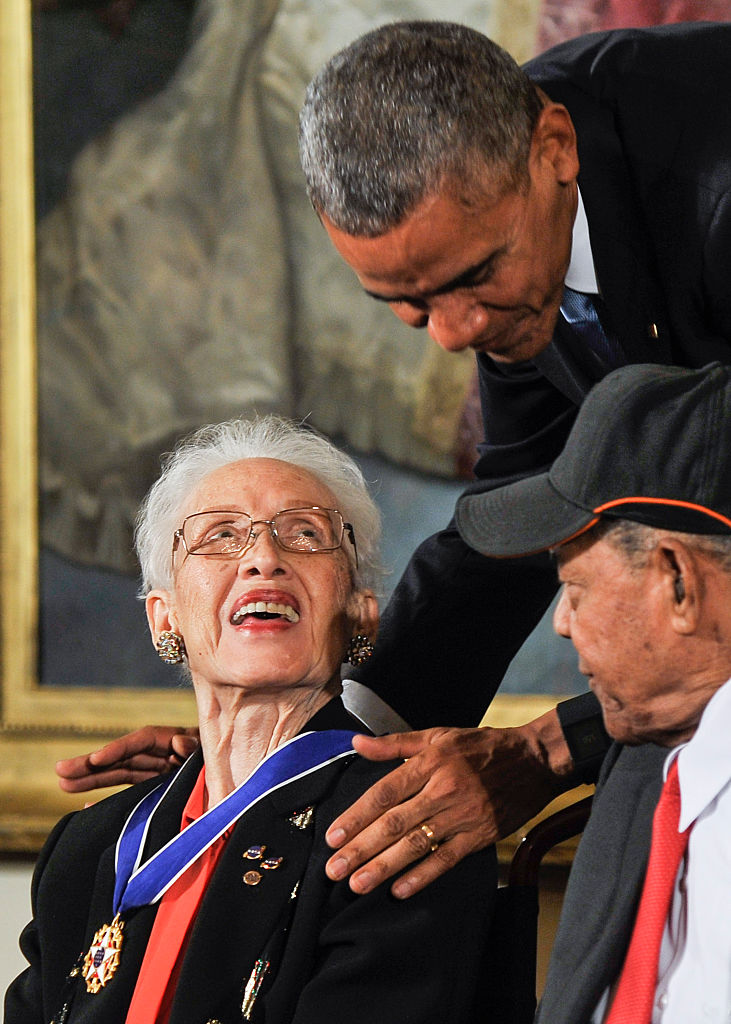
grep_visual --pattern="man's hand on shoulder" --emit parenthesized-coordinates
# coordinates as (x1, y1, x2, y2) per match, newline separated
(326, 707, 577, 898)
(55, 726, 200, 793)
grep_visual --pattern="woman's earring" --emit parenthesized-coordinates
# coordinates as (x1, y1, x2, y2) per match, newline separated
(156, 630, 186, 664)
(346, 634, 374, 666)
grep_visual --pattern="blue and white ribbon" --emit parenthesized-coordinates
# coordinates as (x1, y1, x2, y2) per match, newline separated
(112, 729, 356, 914)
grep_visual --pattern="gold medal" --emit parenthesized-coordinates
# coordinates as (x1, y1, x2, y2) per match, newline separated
(82, 913, 124, 993)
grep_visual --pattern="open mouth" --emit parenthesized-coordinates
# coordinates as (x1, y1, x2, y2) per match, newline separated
(231, 601, 300, 625)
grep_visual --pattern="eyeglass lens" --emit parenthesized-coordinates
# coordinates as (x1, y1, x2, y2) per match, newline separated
(182, 508, 343, 556)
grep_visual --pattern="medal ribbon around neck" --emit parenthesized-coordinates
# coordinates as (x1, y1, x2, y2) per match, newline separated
(113, 729, 357, 915)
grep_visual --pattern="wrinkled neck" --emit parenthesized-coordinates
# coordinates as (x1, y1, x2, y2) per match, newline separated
(193, 677, 341, 807)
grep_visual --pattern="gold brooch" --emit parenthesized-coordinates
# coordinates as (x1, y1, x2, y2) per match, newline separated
(288, 805, 315, 830)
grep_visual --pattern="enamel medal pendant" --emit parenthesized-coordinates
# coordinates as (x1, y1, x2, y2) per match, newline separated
(82, 914, 124, 993)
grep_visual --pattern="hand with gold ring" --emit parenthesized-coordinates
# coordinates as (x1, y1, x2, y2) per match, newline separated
(324, 713, 575, 900)
(418, 822, 439, 853)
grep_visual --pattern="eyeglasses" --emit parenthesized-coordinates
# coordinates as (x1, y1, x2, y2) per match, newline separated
(173, 507, 358, 567)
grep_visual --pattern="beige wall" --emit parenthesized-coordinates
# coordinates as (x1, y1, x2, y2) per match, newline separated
(1, 859, 33, 1000)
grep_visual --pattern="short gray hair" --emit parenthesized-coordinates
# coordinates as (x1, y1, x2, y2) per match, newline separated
(135, 416, 382, 593)
(598, 518, 731, 573)
(299, 20, 543, 237)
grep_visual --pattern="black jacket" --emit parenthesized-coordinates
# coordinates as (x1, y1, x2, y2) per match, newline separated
(5, 700, 495, 1024)
(355, 23, 731, 738)
(535, 742, 667, 1024)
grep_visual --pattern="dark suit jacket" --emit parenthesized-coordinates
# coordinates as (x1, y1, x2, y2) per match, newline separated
(5, 700, 495, 1024)
(535, 742, 667, 1024)
(354, 23, 731, 736)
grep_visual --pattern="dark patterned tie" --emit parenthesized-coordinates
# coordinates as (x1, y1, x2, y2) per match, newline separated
(606, 760, 691, 1024)
(560, 286, 625, 370)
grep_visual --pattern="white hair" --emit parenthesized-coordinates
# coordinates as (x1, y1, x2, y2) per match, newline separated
(598, 517, 731, 572)
(135, 416, 382, 593)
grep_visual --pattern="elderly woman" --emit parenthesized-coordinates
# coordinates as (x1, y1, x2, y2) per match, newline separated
(7, 416, 493, 1024)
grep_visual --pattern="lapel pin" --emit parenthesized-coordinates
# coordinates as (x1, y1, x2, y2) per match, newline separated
(288, 806, 315, 830)
(242, 844, 283, 882)
(50, 999, 72, 1024)
(261, 857, 284, 870)
(242, 958, 270, 1020)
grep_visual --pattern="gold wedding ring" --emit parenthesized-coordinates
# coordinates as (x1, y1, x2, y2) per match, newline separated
(419, 822, 439, 853)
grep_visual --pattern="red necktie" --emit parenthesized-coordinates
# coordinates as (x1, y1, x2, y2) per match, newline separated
(606, 759, 691, 1024)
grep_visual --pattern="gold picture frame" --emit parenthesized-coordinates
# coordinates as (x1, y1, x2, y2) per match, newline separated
(0, 0, 196, 852)
(0, 0, 562, 855)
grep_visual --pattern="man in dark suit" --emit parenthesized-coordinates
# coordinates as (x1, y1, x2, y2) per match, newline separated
(288, 18, 731, 898)
(457, 361, 731, 1023)
(59, 20, 731, 903)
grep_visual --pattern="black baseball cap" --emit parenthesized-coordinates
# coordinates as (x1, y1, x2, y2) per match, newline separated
(456, 362, 731, 558)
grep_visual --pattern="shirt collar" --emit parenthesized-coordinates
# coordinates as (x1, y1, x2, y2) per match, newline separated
(666, 676, 731, 831)
(564, 186, 599, 294)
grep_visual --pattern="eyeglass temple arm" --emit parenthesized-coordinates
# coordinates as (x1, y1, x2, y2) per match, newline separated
(344, 523, 359, 568)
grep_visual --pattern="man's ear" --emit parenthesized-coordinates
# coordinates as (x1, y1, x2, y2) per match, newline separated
(530, 102, 580, 185)
(348, 588, 379, 643)
(145, 589, 178, 646)
(655, 538, 701, 635)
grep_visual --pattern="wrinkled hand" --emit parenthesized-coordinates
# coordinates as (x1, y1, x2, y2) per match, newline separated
(56, 726, 200, 793)
(326, 710, 575, 899)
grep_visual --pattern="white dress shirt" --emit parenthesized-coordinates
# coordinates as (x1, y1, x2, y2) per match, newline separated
(593, 676, 731, 1023)
(565, 186, 599, 294)
(341, 677, 410, 734)
(652, 676, 731, 1023)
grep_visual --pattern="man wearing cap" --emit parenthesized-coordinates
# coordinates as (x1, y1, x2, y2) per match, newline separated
(458, 361, 731, 1023)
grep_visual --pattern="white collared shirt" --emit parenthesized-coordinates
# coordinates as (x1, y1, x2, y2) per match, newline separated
(564, 185, 599, 294)
(592, 677, 731, 1023)
(652, 677, 731, 1022)
(341, 678, 410, 734)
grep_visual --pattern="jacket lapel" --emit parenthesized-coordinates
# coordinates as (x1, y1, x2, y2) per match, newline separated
(572, 89, 672, 369)
(59, 754, 201, 1022)
(169, 755, 353, 1024)
(533, 78, 672, 408)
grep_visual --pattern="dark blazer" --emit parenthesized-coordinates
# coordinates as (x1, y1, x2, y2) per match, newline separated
(354, 23, 731, 735)
(535, 742, 667, 1024)
(5, 700, 495, 1024)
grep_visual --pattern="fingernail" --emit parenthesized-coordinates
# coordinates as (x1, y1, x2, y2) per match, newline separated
(392, 878, 412, 900)
(326, 827, 346, 847)
(351, 871, 373, 894)
(327, 856, 349, 880)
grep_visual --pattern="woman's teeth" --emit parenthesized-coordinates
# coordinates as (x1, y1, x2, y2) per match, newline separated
(231, 601, 300, 624)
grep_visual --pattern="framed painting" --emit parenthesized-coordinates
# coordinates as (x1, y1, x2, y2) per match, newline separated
(0, 0, 197, 852)
(1, 0, 571, 855)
